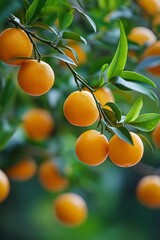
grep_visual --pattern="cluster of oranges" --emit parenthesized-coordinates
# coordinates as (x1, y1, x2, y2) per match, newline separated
(0, 28, 54, 95)
(63, 89, 144, 167)
(128, 0, 160, 75)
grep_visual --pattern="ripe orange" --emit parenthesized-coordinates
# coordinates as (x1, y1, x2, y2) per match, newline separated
(0, 169, 10, 203)
(38, 160, 68, 192)
(5, 158, 37, 181)
(108, 132, 144, 167)
(128, 27, 156, 46)
(63, 90, 99, 127)
(18, 60, 55, 96)
(137, 0, 160, 16)
(75, 130, 109, 166)
(64, 41, 87, 66)
(136, 175, 160, 208)
(152, 14, 160, 32)
(142, 41, 160, 76)
(0, 28, 33, 65)
(152, 123, 160, 148)
(23, 108, 54, 141)
(84, 87, 115, 108)
(54, 193, 88, 226)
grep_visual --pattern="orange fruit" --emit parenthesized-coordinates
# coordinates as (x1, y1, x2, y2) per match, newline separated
(84, 87, 115, 108)
(136, 175, 160, 208)
(5, 158, 37, 181)
(38, 160, 68, 192)
(23, 108, 54, 141)
(152, 123, 160, 148)
(137, 0, 160, 16)
(63, 90, 99, 127)
(0, 169, 10, 203)
(142, 40, 160, 75)
(128, 27, 156, 46)
(18, 60, 55, 96)
(75, 130, 109, 166)
(64, 41, 87, 66)
(0, 28, 33, 65)
(54, 193, 88, 226)
(108, 132, 144, 167)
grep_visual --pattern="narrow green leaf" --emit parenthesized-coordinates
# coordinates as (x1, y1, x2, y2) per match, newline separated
(63, 46, 79, 63)
(31, 22, 58, 36)
(109, 126, 133, 145)
(61, 31, 87, 44)
(72, 6, 96, 32)
(58, 9, 74, 30)
(0, 121, 18, 150)
(112, 77, 159, 104)
(0, 78, 16, 112)
(104, 102, 122, 122)
(25, 0, 39, 22)
(129, 113, 160, 132)
(44, 53, 77, 65)
(107, 20, 128, 80)
(120, 71, 156, 88)
(138, 134, 154, 153)
(125, 97, 143, 123)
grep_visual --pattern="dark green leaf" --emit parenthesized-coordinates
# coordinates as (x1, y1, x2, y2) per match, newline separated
(0, 121, 18, 150)
(129, 113, 160, 132)
(0, 78, 16, 112)
(107, 20, 128, 80)
(104, 102, 122, 122)
(31, 22, 58, 36)
(120, 71, 156, 88)
(138, 134, 154, 153)
(72, 6, 96, 32)
(62, 46, 78, 63)
(44, 53, 77, 65)
(61, 31, 86, 44)
(109, 126, 133, 145)
(125, 97, 143, 123)
(112, 77, 159, 104)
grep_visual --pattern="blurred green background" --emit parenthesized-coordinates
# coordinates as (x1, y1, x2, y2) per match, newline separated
(0, 0, 160, 240)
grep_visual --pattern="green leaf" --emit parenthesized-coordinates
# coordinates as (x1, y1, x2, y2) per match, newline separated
(104, 102, 122, 122)
(120, 71, 156, 88)
(31, 22, 58, 36)
(109, 126, 133, 145)
(25, 0, 47, 23)
(63, 46, 79, 63)
(0, 121, 18, 150)
(44, 53, 77, 65)
(112, 77, 159, 104)
(72, 6, 96, 32)
(107, 20, 128, 80)
(0, 78, 16, 113)
(125, 97, 143, 123)
(129, 113, 160, 132)
(61, 31, 87, 44)
(58, 9, 74, 30)
(25, 0, 39, 22)
(138, 134, 154, 153)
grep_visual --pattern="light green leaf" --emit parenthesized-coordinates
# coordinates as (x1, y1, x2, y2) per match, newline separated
(129, 113, 160, 132)
(58, 9, 74, 30)
(120, 71, 156, 88)
(107, 20, 128, 80)
(125, 97, 143, 123)
(109, 126, 133, 145)
(25, 0, 39, 22)
(72, 6, 96, 32)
